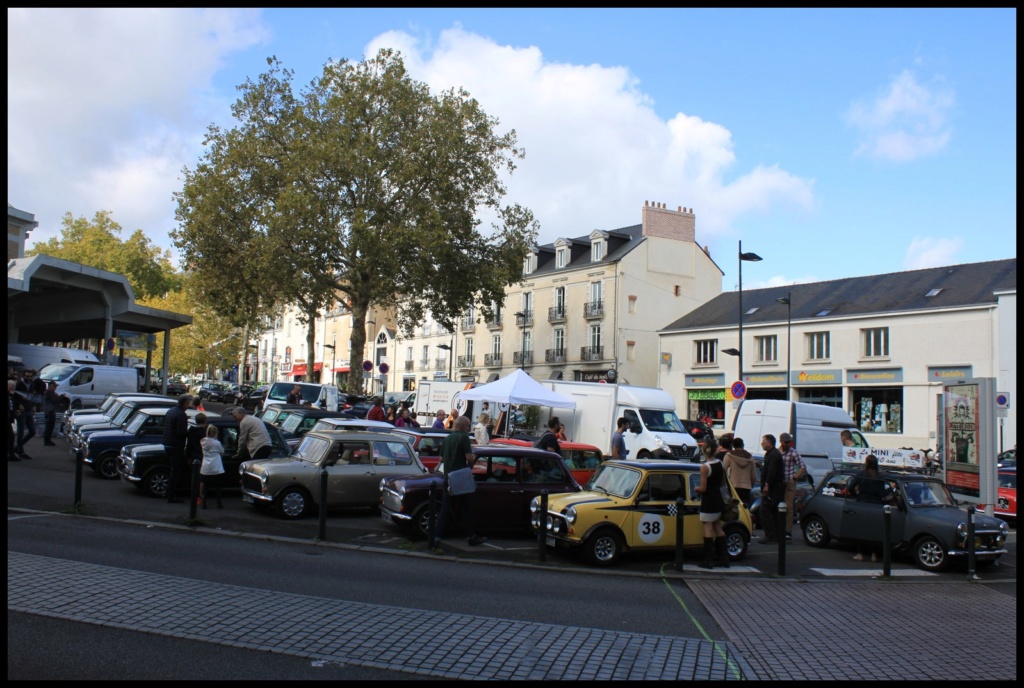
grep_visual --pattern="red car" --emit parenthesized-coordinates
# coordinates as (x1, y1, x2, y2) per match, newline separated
(490, 437, 605, 486)
(995, 468, 1016, 522)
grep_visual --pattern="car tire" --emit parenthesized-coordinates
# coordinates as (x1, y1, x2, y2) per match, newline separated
(97, 452, 120, 480)
(802, 514, 831, 548)
(276, 486, 310, 520)
(412, 504, 442, 539)
(912, 535, 949, 571)
(583, 527, 623, 566)
(143, 469, 170, 498)
(636, 450, 653, 460)
(723, 523, 749, 560)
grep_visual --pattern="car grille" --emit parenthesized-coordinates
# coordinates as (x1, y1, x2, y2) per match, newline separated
(381, 490, 403, 512)
(669, 445, 698, 459)
(241, 473, 263, 493)
(967, 532, 1004, 551)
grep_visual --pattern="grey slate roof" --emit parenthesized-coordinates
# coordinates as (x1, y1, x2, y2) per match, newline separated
(661, 258, 1017, 332)
(528, 224, 643, 277)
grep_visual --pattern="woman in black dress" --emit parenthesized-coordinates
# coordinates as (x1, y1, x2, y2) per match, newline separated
(694, 439, 729, 569)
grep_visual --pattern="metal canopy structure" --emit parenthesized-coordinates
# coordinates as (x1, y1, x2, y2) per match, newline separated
(7, 254, 192, 345)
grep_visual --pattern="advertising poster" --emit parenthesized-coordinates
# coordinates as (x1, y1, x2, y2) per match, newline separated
(945, 383, 979, 466)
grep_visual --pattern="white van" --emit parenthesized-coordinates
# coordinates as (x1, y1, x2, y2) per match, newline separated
(8, 343, 99, 372)
(262, 381, 340, 413)
(731, 399, 869, 486)
(38, 363, 141, 409)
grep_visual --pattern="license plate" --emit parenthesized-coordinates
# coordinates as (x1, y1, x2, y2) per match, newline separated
(545, 536, 555, 547)
(380, 513, 394, 525)
(242, 493, 254, 504)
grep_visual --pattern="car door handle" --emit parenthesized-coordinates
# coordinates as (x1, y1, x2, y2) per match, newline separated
(509, 490, 524, 494)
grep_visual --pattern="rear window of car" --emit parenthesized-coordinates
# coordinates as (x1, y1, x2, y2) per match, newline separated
(268, 382, 321, 403)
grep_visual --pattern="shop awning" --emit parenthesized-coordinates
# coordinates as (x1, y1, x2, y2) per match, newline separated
(292, 363, 307, 376)
(331, 365, 350, 373)
(313, 362, 323, 372)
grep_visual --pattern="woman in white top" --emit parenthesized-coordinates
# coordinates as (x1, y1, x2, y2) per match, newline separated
(473, 412, 491, 446)
(199, 424, 225, 509)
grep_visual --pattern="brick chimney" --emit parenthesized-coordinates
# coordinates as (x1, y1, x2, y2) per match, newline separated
(642, 201, 695, 242)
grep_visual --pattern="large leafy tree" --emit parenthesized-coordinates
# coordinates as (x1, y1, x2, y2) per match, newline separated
(28, 211, 180, 299)
(174, 50, 537, 392)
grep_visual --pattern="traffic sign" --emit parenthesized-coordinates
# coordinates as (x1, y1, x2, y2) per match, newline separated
(731, 380, 747, 400)
(995, 392, 1011, 409)
(106, 337, 116, 352)
(379, 362, 390, 375)
(362, 360, 373, 372)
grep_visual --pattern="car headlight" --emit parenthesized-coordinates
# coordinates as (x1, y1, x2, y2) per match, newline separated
(379, 478, 387, 492)
(238, 463, 247, 475)
(956, 522, 967, 538)
(530, 497, 540, 514)
(654, 435, 668, 451)
(546, 516, 553, 531)
(998, 520, 1009, 535)
(565, 506, 577, 524)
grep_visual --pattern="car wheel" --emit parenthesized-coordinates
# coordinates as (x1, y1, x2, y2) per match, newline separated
(412, 504, 442, 539)
(97, 452, 120, 480)
(636, 450, 653, 460)
(583, 528, 623, 566)
(723, 523, 749, 560)
(802, 515, 831, 548)
(143, 469, 170, 498)
(276, 487, 310, 520)
(913, 535, 949, 571)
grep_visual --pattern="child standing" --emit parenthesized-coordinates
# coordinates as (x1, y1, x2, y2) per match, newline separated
(199, 424, 225, 509)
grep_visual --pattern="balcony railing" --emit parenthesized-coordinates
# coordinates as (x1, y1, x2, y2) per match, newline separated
(435, 358, 448, 370)
(457, 355, 475, 368)
(515, 311, 534, 327)
(404, 360, 415, 371)
(581, 345, 604, 361)
(460, 317, 476, 332)
(513, 351, 533, 366)
(486, 316, 503, 330)
(545, 349, 566, 364)
(547, 306, 566, 323)
(583, 301, 604, 318)
(484, 353, 503, 366)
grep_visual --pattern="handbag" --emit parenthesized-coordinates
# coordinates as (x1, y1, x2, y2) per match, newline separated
(447, 467, 477, 496)
(720, 484, 739, 523)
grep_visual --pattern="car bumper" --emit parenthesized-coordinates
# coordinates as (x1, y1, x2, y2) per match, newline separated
(240, 486, 273, 504)
(379, 506, 412, 523)
(947, 548, 1007, 559)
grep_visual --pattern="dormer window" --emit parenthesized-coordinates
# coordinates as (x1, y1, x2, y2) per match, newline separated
(523, 253, 537, 275)
(556, 247, 568, 268)
(592, 241, 604, 262)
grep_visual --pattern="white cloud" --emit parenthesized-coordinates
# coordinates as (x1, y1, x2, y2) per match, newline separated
(902, 236, 965, 270)
(7, 8, 267, 245)
(845, 69, 955, 162)
(367, 27, 814, 245)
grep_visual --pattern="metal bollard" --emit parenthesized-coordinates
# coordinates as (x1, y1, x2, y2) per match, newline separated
(777, 501, 787, 576)
(319, 467, 328, 541)
(74, 449, 84, 511)
(966, 506, 977, 580)
(675, 497, 685, 572)
(537, 490, 549, 563)
(189, 458, 201, 520)
(427, 482, 438, 550)
(882, 505, 892, 577)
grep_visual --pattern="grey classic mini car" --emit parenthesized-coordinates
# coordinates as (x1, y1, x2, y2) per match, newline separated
(799, 468, 1009, 571)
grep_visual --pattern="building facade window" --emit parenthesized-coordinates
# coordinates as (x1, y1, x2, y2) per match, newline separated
(852, 388, 903, 434)
(522, 291, 533, 314)
(695, 339, 717, 365)
(862, 327, 889, 358)
(464, 338, 474, 357)
(556, 247, 568, 268)
(589, 324, 602, 350)
(491, 334, 501, 354)
(590, 281, 602, 304)
(523, 331, 532, 354)
(591, 241, 603, 261)
(807, 331, 830, 360)
(553, 328, 565, 353)
(755, 335, 778, 363)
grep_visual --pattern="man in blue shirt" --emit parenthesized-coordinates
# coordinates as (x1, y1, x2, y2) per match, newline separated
(611, 417, 629, 460)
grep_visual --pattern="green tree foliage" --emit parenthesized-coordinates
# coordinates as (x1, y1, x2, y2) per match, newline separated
(28, 211, 180, 299)
(174, 50, 538, 392)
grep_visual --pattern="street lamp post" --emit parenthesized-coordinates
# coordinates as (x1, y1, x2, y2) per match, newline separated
(776, 292, 792, 400)
(438, 341, 453, 381)
(737, 240, 763, 382)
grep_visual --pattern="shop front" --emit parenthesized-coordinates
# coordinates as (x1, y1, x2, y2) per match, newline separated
(684, 372, 726, 429)
(792, 368, 843, 407)
(741, 371, 788, 402)
(847, 368, 904, 435)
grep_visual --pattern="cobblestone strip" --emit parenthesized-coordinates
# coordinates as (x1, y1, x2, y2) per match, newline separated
(8, 552, 757, 680)
(689, 580, 1016, 681)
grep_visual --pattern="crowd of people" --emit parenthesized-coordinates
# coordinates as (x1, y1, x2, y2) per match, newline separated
(8, 367, 62, 462)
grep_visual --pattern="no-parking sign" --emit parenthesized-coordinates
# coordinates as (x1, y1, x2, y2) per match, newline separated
(731, 380, 747, 400)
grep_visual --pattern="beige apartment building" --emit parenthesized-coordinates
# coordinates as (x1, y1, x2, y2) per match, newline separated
(256, 201, 724, 394)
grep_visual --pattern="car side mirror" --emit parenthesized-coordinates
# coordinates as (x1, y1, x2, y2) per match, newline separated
(630, 423, 642, 434)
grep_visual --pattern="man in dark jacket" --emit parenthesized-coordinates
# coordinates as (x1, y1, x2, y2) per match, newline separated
(162, 395, 191, 503)
(758, 433, 785, 544)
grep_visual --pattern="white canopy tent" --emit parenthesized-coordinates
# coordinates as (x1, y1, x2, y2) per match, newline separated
(458, 369, 576, 409)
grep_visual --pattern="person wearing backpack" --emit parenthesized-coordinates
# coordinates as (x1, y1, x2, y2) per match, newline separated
(535, 417, 562, 454)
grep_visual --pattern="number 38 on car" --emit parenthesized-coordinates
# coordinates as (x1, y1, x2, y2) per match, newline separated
(533, 459, 753, 566)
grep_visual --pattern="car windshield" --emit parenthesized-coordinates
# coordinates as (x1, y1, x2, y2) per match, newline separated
(901, 479, 955, 507)
(588, 464, 642, 498)
(125, 413, 149, 434)
(112, 405, 136, 425)
(638, 408, 686, 433)
(280, 414, 305, 433)
(267, 382, 321, 404)
(99, 396, 119, 412)
(294, 435, 330, 464)
(39, 363, 78, 381)
(998, 472, 1016, 489)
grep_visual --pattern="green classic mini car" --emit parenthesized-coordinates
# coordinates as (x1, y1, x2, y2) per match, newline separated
(533, 459, 753, 566)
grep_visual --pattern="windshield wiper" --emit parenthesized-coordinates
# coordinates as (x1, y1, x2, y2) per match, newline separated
(591, 484, 608, 495)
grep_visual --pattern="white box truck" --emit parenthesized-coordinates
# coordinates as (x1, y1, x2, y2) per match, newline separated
(542, 380, 700, 460)
(731, 399, 870, 486)
(413, 380, 478, 423)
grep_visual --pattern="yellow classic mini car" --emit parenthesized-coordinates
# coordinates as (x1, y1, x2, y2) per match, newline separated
(532, 459, 754, 566)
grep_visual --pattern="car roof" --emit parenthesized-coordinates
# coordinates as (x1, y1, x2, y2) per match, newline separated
(304, 430, 414, 443)
(471, 445, 564, 458)
(315, 418, 394, 429)
(390, 427, 451, 437)
(490, 438, 602, 451)
(609, 458, 704, 471)
(829, 467, 941, 480)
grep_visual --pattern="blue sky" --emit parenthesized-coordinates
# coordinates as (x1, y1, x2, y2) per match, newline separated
(8, 8, 1017, 289)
